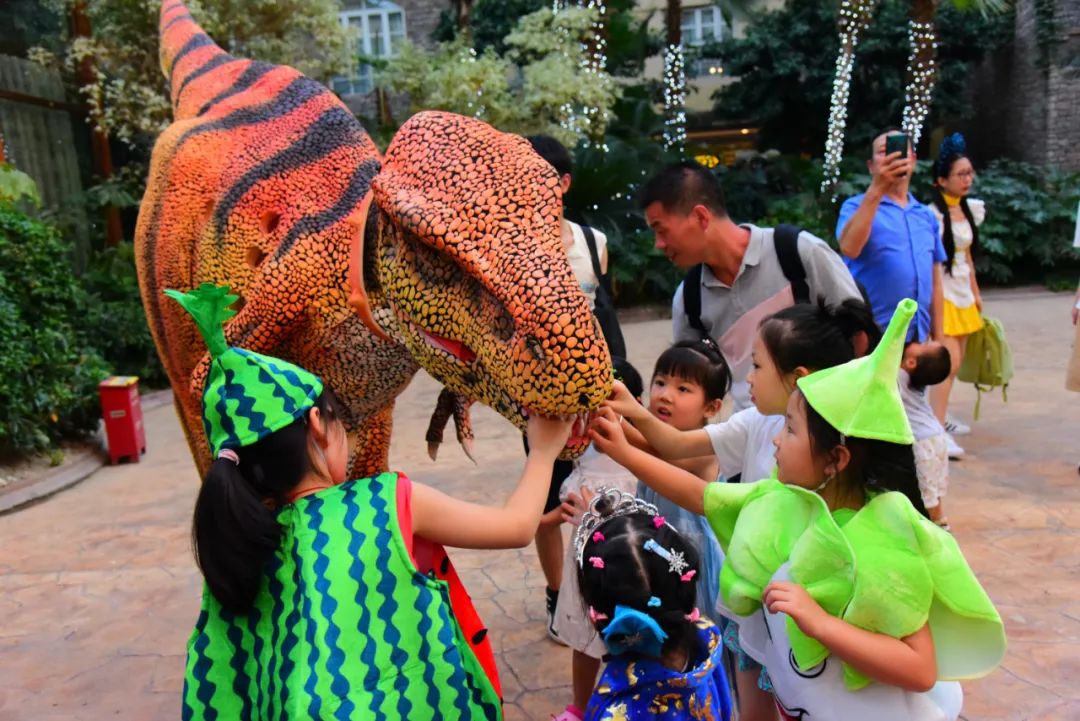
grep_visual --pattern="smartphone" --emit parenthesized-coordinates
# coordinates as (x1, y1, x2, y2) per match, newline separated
(885, 133, 909, 158)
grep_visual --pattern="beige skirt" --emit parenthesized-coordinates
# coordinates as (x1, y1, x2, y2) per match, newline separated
(1068, 319, 1080, 392)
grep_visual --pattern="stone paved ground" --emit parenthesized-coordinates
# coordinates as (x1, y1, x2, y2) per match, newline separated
(1, 289, 1078, 721)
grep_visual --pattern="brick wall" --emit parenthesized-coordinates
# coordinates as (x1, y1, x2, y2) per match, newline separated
(966, 0, 1080, 171)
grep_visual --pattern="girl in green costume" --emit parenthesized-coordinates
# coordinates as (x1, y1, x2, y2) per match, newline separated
(590, 299, 1005, 721)
(170, 284, 574, 720)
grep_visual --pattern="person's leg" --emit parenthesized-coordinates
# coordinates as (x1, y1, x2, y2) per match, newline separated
(930, 334, 966, 424)
(735, 667, 778, 721)
(571, 650, 602, 712)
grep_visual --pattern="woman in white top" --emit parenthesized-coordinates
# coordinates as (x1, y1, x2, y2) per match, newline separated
(928, 133, 985, 444)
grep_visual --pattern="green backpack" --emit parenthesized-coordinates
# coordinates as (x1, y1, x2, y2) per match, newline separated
(957, 315, 1013, 419)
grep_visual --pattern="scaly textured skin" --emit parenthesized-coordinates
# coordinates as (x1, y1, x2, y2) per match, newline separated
(136, 1, 611, 481)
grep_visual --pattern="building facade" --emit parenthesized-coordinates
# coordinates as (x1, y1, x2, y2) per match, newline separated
(334, 0, 449, 117)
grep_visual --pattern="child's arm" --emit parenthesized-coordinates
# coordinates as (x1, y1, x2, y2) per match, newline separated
(764, 581, 938, 692)
(603, 381, 713, 459)
(590, 408, 708, 515)
(411, 414, 573, 549)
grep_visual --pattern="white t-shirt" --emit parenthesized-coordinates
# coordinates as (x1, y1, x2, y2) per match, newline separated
(565, 220, 607, 310)
(703, 407, 783, 483)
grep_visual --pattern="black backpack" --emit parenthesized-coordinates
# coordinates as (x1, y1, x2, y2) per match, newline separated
(581, 225, 628, 359)
(683, 224, 808, 336)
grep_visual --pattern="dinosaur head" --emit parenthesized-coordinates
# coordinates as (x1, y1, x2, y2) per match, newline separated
(367, 112, 612, 454)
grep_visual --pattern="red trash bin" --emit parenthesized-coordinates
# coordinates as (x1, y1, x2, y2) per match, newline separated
(99, 376, 146, 464)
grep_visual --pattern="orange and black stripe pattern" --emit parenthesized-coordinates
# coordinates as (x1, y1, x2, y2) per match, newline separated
(136, 0, 610, 480)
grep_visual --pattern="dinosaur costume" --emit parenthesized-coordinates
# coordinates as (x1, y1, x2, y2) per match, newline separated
(704, 300, 1005, 721)
(136, 0, 611, 481)
(170, 284, 501, 720)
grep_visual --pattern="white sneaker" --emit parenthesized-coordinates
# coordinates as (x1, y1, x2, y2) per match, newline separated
(944, 414, 971, 436)
(946, 434, 965, 460)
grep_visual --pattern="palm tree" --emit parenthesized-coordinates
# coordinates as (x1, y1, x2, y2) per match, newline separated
(822, 0, 1009, 193)
(662, 0, 687, 150)
(901, 0, 1008, 147)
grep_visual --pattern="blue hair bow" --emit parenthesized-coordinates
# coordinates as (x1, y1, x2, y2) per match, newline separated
(600, 604, 668, 657)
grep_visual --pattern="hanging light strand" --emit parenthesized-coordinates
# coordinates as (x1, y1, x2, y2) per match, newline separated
(900, 18, 937, 149)
(663, 43, 687, 152)
(821, 0, 876, 197)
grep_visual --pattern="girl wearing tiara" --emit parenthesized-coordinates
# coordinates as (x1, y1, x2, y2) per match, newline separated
(928, 132, 986, 451)
(592, 300, 1005, 720)
(574, 489, 733, 721)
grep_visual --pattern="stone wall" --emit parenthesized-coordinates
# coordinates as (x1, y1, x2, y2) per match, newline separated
(966, 0, 1080, 171)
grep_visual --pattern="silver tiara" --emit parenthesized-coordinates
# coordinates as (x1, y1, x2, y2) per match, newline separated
(573, 488, 661, 568)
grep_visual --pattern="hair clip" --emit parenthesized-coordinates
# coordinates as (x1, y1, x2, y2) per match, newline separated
(589, 556, 605, 569)
(589, 607, 609, 623)
(647, 596, 661, 608)
(680, 569, 696, 583)
(217, 448, 240, 465)
(592, 531, 605, 543)
(643, 539, 689, 576)
(685, 608, 700, 622)
(652, 516, 666, 529)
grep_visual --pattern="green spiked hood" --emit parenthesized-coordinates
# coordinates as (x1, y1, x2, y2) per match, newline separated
(796, 298, 916, 445)
(165, 284, 323, 455)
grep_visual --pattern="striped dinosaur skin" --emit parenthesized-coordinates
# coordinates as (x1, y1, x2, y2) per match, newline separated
(136, 1, 611, 480)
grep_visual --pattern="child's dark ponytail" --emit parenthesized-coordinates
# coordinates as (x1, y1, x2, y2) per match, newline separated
(760, 298, 882, 375)
(577, 514, 701, 659)
(192, 390, 342, 613)
(802, 395, 929, 518)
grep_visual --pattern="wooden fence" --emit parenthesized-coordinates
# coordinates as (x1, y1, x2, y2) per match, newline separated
(0, 54, 89, 268)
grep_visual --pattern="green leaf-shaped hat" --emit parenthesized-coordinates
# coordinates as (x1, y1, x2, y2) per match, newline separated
(165, 284, 324, 455)
(796, 298, 916, 445)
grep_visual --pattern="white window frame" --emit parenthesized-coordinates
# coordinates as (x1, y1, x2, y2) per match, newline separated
(334, 0, 406, 97)
(681, 5, 727, 47)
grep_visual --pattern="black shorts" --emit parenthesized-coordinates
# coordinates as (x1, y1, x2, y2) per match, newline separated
(521, 436, 575, 514)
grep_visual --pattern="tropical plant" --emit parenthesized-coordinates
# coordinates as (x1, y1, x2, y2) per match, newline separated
(31, 0, 348, 149)
(380, 6, 619, 147)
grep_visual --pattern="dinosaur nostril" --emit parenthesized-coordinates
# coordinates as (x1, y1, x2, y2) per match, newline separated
(259, 210, 281, 234)
(578, 392, 590, 407)
(246, 246, 268, 269)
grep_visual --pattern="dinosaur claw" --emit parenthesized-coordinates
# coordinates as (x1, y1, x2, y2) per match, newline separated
(427, 442, 440, 461)
(461, 437, 477, 465)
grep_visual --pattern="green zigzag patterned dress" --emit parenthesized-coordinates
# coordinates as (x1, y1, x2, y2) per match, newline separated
(182, 471, 501, 720)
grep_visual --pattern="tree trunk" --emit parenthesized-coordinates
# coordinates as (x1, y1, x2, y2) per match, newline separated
(453, 0, 474, 43)
(901, 0, 939, 149)
(662, 0, 686, 150)
(71, 0, 123, 248)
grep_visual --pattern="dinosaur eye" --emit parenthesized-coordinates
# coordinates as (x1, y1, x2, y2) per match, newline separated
(524, 335, 545, 363)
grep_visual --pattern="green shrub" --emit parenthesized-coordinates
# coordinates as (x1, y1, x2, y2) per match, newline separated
(80, 242, 168, 387)
(0, 202, 110, 457)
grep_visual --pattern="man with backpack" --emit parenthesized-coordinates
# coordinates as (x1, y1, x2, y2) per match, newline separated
(641, 161, 864, 412)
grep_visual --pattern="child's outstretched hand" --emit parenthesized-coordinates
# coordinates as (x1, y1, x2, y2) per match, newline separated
(526, 412, 574, 460)
(560, 486, 597, 526)
(763, 581, 829, 640)
(602, 380, 647, 422)
(589, 407, 633, 462)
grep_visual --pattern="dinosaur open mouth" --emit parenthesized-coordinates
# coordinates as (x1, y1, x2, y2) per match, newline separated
(421, 330, 477, 363)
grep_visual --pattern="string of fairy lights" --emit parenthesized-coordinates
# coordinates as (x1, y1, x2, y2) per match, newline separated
(663, 44, 688, 151)
(820, 0, 876, 196)
(900, 19, 937, 149)
(552, 0, 611, 146)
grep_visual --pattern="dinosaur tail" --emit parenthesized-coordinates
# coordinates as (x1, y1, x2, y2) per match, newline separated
(159, 0, 235, 120)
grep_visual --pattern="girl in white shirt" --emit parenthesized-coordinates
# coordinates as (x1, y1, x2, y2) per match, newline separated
(606, 299, 880, 721)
